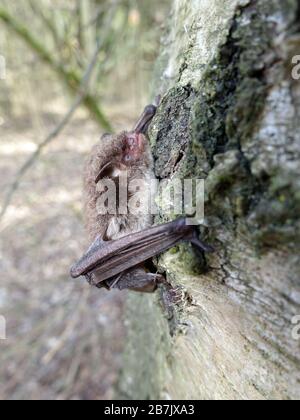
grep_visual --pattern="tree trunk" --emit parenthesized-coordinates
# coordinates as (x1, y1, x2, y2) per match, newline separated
(118, 0, 300, 400)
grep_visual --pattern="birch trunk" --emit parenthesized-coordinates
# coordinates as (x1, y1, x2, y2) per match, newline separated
(118, 0, 300, 400)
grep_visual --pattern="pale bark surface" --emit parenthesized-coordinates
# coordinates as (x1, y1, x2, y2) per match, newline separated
(118, 0, 300, 400)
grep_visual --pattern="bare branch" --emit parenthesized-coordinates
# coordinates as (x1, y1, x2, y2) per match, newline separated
(0, 41, 103, 222)
(0, 6, 112, 131)
(28, 0, 61, 47)
(0, 2, 122, 222)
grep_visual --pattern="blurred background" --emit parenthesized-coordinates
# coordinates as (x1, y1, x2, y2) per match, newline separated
(0, 0, 169, 400)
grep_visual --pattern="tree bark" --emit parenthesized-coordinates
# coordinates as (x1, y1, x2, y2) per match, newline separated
(118, 0, 300, 400)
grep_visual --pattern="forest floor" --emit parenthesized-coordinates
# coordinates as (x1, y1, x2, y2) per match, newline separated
(0, 105, 137, 400)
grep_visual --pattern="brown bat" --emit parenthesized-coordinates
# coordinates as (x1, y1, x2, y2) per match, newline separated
(70, 103, 214, 293)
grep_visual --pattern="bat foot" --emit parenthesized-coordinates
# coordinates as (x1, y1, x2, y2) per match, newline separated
(155, 273, 169, 285)
(129, 272, 164, 293)
(102, 269, 165, 293)
(165, 286, 186, 305)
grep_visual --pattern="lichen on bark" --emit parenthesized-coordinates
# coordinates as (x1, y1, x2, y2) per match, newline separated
(118, 0, 300, 400)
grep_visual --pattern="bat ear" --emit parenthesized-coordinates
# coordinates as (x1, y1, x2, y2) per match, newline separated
(133, 104, 157, 134)
(95, 161, 113, 184)
(70, 236, 107, 278)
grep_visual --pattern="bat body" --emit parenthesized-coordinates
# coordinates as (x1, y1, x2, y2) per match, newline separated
(83, 105, 157, 244)
(71, 104, 213, 293)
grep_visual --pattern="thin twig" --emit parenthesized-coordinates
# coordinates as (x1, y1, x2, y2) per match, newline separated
(83, 5, 106, 29)
(28, 0, 61, 48)
(0, 7, 112, 130)
(0, 41, 102, 222)
(0, 1, 120, 222)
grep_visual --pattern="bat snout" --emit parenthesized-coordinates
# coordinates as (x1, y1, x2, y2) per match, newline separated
(126, 133, 144, 149)
(123, 133, 146, 164)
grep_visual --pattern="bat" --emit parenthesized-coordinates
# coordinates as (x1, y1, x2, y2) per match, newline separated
(71, 102, 214, 293)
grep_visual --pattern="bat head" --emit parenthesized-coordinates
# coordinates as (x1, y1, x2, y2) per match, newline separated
(93, 131, 153, 183)
(94, 104, 157, 183)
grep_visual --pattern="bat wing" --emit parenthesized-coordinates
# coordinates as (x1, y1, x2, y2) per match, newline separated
(70, 218, 214, 284)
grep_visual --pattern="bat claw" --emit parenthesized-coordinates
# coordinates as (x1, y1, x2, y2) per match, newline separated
(190, 235, 215, 253)
(177, 219, 214, 253)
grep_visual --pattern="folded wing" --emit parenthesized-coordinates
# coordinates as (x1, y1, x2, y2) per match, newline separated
(70, 218, 214, 284)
